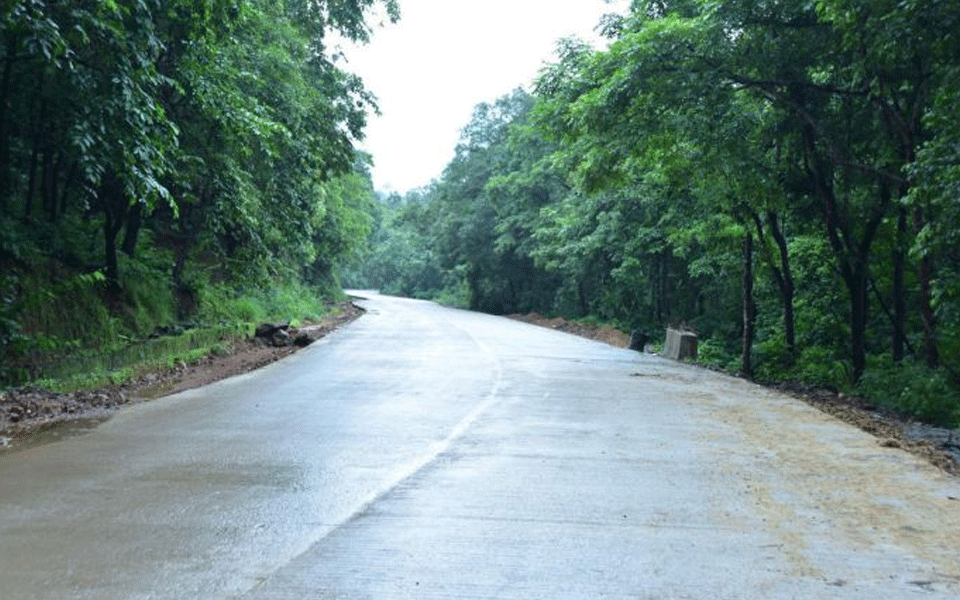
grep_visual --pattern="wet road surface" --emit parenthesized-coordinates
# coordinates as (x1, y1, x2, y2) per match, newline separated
(1, 293, 958, 599)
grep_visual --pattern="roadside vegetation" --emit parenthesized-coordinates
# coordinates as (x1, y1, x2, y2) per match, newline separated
(345, 1, 960, 427)
(3, 1, 958, 429)
(0, 1, 395, 388)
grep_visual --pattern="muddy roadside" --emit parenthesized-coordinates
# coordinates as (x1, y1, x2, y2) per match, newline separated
(0, 301, 365, 451)
(507, 313, 959, 477)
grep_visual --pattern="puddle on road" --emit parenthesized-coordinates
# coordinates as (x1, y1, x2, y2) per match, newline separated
(0, 414, 112, 454)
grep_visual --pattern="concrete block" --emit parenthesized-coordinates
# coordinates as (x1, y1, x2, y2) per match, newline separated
(663, 328, 698, 361)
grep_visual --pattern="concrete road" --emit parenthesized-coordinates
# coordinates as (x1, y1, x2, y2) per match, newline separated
(1, 293, 958, 599)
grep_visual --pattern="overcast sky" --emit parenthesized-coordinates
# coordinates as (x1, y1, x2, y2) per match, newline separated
(341, 0, 628, 193)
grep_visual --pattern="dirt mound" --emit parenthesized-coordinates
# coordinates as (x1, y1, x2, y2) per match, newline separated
(508, 313, 631, 348)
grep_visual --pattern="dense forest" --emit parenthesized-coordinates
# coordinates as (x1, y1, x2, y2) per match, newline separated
(2, 1, 958, 426)
(348, 0, 960, 426)
(0, 1, 397, 383)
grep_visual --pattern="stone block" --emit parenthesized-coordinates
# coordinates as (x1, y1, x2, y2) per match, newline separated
(663, 328, 698, 361)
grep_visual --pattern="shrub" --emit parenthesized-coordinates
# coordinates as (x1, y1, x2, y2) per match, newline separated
(788, 345, 849, 391)
(857, 357, 960, 427)
(696, 338, 736, 372)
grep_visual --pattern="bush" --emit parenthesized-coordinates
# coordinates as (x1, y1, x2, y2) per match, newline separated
(695, 338, 736, 372)
(118, 252, 177, 336)
(197, 283, 267, 324)
(197, 279, 330, 325)
(857, 357, 960, 427)
(257, 281, 329, 322)
(787, 345, 849, 391)
(752, 333, 794, 382)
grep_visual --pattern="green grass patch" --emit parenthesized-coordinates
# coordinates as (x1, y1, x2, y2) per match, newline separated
(26, 323, 254, 392)
(197, 280, 330, 325)
(7, 274, 336, 391)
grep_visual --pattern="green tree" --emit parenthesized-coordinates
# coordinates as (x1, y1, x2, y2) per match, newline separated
(0, 0, 400, 377)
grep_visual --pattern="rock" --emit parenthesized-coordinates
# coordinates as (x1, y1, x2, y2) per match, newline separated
(271, 329, 292, 347)
(629, 330, 648, 352)
(293, 332, 313, 347)
(256, 322, 290, 339)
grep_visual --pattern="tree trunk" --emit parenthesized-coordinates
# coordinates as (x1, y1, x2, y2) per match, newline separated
(121, 201, 143, 256)
(651, 254, 661, 323)
(767, 211, 795, 357)
(41, 143, 55, 220)
(104, 205, 121, 291)
(0, 34, 15, 213)
(24, 134, 38, 218)
(804, 126, 887, 382)
(59, 159, 77, 218)
(741, 232, 755, 380)
(916, 205, 939, 368)
(847, 266, 869, 382)
(99, 175, 126, 291)
(46, 149, 64, 222)
(657, 250, 669, 323)
(892, 208, 907, 362)
(577, 279, 588, 317)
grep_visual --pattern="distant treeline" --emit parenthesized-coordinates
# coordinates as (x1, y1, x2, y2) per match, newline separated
(347, 1, 960, 425)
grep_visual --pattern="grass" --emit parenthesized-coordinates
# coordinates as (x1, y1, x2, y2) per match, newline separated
(29, 323, 253, 393)
(2, 253, 343, 391)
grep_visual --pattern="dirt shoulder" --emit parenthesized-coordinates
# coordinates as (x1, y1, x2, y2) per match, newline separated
(0, 301, 365, 450)
(507, 313, 959, 477)
(507, 313, 631, 347)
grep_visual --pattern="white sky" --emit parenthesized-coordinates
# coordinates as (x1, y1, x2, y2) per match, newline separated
(341, 0, 628, 193)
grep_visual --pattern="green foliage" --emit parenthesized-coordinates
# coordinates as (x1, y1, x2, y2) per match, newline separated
(34, 323, 253, 392)
(695, 338, 739, 373)
(780, 346, 850, 391)
(0, 0, 393, 386)
(117, 250, 177, 336)
(4, 0, 958, 417)
(347, 0, 960, 418)
(17, 270, 119, 355)
(0, 273, 25, 380)
(197, 279, 329, 326)
(750, 334, 795, 382)
(197, 284, 267, 324)
(858, 358, 960, 427)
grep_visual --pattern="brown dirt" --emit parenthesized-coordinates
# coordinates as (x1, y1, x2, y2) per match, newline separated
(507, 313, 631, 348)
(771, 381, 960, 476)
(0, 301, 364, 449)
(510, 313, 960, 477)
